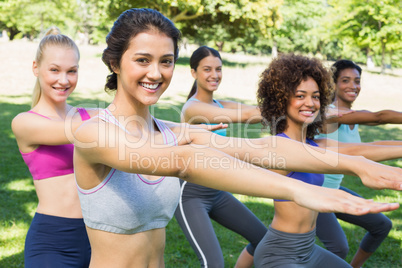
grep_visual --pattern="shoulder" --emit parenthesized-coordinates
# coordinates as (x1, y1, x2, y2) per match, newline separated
(74, 117, 106, 144)
(12, 111, 30, 127)
(216, 99, 235, 106)
(76, 107, 100, 118)
(181, 99, 212, 120)
(182, 98, 204, 109)
(159, 120, 185, 133)
(12, 111, 45, 135)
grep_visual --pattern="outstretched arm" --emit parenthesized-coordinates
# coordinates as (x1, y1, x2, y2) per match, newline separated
(181, 100, 262, 124)
(325, 109, 402, 126)
(11, 108, 97, 150)
(168, 122, 402, 191)
(315, 138, 402, 162)
(73, 119, 399, 215)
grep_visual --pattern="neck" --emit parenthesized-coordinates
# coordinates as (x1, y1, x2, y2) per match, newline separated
(283, 123, 307, 143)
(109, 91, 154, 133)
(333, 98, 352, 109)
(193, 89, 214, 104)
(35, 97, 70, 117)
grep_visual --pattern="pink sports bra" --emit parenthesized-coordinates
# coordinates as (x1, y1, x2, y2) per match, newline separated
(20, 108, 91, 180)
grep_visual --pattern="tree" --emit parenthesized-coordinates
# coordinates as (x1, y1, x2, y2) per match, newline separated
(264, 0, 328, 56)
(76, 0, 114, 44)
(102, 0, 283, 53)
(0, 0, 79, 40)
(327, 0, 402, 71)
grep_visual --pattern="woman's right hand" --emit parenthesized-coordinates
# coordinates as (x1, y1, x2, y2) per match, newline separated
(292, 182, 399, 215)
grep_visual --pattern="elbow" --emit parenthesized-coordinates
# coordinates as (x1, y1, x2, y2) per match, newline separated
(174, 146, 193, 180)
(374, 110, 389, 124)
(242, 109, 261, 124)
(339, 146, 360, 156)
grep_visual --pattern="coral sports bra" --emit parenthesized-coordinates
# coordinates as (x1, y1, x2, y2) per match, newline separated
(20, 108, 90, 180)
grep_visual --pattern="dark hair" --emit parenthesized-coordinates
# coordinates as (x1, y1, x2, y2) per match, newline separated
(102, 8, 181, 91)
(186, 46, 221, 100)
(257, 53, 334, 139)
(332, 59, 362, 84)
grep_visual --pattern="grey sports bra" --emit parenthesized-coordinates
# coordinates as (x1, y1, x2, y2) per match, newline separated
(77, 109, 181, 234)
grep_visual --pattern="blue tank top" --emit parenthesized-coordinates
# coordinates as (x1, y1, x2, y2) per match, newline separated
(315, 124, 361, 189)
(275, 133, 324, 202)
(187, 97, 227, 136)
(77, 109, 181, 234)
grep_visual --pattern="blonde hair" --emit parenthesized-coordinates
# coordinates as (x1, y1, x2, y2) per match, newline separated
(31, 27, 80, 107)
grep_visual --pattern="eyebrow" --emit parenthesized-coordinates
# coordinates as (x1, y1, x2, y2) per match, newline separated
(49, 63, 79, 68)
(135, 52, 175, 58)
(295, 90, 320, 94)
(340, 75, 360, 79)
(201, 64, 222, 68)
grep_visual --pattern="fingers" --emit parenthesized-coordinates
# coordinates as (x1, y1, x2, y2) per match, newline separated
(339, 193, 399, 215)
(207, 122, 228, 131)
(372, 179, 402, 191)
(367, 202, 400, 213)
(360, 165, 402, 191)
(361, 178, 392, 190)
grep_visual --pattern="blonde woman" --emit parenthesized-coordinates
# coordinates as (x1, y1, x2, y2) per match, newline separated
(12, 28, 96, 267)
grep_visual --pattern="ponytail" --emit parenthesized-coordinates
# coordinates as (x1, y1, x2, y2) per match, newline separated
(31, 79, 41, 108)
(187, 81, 197, 100)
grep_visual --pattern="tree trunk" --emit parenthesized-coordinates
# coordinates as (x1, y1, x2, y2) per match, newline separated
(381, 41, 386, 74)
(366, 47, 375, 69)
(272, 40, 278, 58)
(8, 27, 19, 41)
(215, 41, 224, 52)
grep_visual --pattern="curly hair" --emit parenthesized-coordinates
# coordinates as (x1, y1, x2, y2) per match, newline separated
(257, 54, 334, 139)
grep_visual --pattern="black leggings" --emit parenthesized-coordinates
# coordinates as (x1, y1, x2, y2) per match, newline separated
(174, 181, 267, 268)
(316, 186, 392, 258)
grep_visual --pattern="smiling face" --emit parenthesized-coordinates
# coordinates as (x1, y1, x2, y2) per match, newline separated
(191, 55, 222, 93)
(286, 77, 321, 131)
(335, 68, 361, 107)
(33, 45, 79, 103)
(114, 30, 175, 106)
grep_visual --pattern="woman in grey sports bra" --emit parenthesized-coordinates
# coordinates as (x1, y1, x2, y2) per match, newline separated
(72, 8, 402, 268)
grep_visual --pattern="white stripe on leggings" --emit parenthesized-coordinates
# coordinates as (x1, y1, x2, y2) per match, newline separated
(178, 181, 209, 267)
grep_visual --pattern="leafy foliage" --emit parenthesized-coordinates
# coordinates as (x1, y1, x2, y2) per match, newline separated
(0, 0, 79, 40)
(325, 0, 402, 68)
(0, 0, 401, 67)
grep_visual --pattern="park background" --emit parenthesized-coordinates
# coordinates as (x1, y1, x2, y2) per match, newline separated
(1, 0, 402, 267)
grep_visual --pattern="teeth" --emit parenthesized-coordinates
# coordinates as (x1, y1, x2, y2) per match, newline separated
(141, 83, 159, 90)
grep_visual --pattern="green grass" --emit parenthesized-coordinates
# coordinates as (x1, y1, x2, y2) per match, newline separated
(1, 87, 401, 267)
